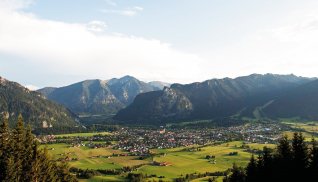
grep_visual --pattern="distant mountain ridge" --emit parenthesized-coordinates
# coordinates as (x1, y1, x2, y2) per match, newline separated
(0, 76, 79, 130)
(115, 74, 317, 124)
(38, 76, 165, 115)
(263, 79, 318, 120)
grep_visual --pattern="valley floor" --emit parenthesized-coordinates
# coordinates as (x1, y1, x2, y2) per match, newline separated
(40, 121, 318, 181)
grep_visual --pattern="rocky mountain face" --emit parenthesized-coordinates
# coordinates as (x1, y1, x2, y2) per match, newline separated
(38, 76, 162, 115)
(0, 76, 79, 130)
(115, 74, 316, 124)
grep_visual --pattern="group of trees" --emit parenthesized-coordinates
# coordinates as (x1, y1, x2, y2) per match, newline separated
(0, 115, 77, 182)
(224, 133, 318, 182)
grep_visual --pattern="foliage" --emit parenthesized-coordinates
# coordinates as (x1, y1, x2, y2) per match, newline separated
(0, 77, 79, 133)
(224, 132, 318, 182)
(0, 116, 77, 182)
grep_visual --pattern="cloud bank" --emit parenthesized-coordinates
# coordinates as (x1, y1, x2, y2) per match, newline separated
(0, 0, 204, 86)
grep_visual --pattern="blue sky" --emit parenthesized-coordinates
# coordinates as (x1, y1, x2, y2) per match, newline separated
(1, 0, 318, 89)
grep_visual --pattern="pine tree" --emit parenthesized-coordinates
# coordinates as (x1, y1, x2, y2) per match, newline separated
(245, 155, 257, 182)
(0, 115, 77, 182)
(274, 134, 293, 182)
(22, 125, 36, 182)
(0, 117, 10, 153)
(39, 147, 59, 182)
(57, 161, 77, 182)
(3, 156, 17, 182)
(225, 163, 245, 182)
(0, 117, 11, 181)
(276, 135, 292, 162)
(30, 141, 41, 182)
(310, 138, 318, 181)
(12, 114, 25, 181)
(292, 133, 308, 173)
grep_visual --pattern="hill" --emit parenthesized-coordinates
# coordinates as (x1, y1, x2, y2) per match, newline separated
(115, 74, 314, 124)
(38, 76, 162, 115)
(0, 76, 80, 131)
(263, 79, 318, 120)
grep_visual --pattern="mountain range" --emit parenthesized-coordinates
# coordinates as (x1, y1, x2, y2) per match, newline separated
(115, 74, 318, 124)
(2, 73, 318, 129)
(0, 76, 80, 130)
(38, 76, 170, 116)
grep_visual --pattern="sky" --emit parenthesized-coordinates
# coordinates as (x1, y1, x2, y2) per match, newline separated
(1, 0, 318, 90)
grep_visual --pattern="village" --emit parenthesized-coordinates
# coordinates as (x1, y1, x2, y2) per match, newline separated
(38, 122, 287, 155)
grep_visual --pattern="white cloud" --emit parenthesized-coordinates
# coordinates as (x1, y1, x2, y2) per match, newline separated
(86, 20, 108, 32)
(101, 6, 144, 17)
(0, 3, 204, 85)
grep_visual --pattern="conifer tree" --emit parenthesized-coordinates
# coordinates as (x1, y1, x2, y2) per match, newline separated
(0, 115, 77, 182)
(0, 117, 10, 181)
(22, 125, 35, 181)
(224, 163, 245, 182)
(3, 157, 17, 182)
(310, 138, 318, 181)
(276, 135, 292, 162)
(12, 114, 25, 182)
(39, 147, 59, 182)
(245, 155, 257, 182)
(30, 141, 41, 182)
(291, 133, 309, 181)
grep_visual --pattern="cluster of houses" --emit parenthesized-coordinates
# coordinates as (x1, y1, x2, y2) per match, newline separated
(38, 122, 285, 156)
(113, 122, 283, 154)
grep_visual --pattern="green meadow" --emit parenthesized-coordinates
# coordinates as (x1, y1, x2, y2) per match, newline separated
(55, 132, 111, 138)
(43, 140, 276, 181)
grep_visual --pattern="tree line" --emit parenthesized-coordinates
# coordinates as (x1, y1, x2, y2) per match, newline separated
(0, 115, 77, 182)
(224, 132, 318, 182)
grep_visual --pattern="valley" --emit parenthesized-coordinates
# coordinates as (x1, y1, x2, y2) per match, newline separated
(38, 121, 306, 181)
(2, 74, 318, 181)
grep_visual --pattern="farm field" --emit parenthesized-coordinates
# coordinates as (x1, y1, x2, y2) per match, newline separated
(55, 132, 112, 138)
(138, 142, 253, 179)
(41, 143, 148, 170)
(43, 139, 275, 181)
(283, 121, 318, 134)
(78, 175, 127, 182)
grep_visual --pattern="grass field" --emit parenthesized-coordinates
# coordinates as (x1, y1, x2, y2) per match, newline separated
(283, 121, 318, 134)
(55, 132, 111, 137)
(78, 175, 127, 182)
(44, 134, 276, 181)
(41, 143, 150, 170)
(137, 141, 253, 179)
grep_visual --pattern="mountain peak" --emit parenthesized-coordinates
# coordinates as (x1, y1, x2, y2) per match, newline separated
(37, 75, 161, 116)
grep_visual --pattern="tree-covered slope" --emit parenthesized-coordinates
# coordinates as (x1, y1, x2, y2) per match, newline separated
(263, 79, 318, 120)
(0, 76, 79, 130)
